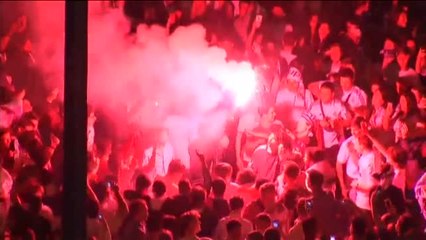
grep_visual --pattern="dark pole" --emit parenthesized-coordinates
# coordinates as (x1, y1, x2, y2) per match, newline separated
(63, 1, 88, 239)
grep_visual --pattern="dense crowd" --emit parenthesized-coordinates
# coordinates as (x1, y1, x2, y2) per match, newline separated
(1, 1, 426, 240)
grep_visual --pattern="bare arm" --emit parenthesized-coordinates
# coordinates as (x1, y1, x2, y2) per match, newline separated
(235, 132, 244, 169)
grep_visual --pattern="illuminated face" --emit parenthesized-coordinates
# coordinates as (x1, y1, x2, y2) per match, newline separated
(351, 126, 362, 139)
(330, 45, 342, 62)
(372, 90, 385, 108)
(239, 2, 249, 17)
(0, 132, 11, 150)
(310, 15, 319, 29)
(320, 87, 334, 103)
(265, 107, 276, 122)
(397, 12, 408, 28)
(318, 23, 330, 39)
(371, 83, 380, 94)
(340, 76, 353, 91)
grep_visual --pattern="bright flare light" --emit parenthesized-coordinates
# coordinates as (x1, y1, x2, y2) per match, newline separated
(210, 61, 257, 108)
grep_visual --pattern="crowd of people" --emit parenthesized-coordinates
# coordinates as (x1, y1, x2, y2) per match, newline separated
(1, 0, 426, 239)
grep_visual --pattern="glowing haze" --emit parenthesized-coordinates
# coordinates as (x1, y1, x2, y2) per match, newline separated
(31, 2, 257, 164)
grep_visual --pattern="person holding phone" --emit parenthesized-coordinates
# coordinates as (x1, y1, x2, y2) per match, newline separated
(370, 164, 405, 228)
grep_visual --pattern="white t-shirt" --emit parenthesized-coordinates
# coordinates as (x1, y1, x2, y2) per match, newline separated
(276, 89, 314, 121)
(337, 136, 361, 179)
(309, 100, 350, 148)
(214, 215, 253, 240)
(341, 86, 367, 109)
(370, 107, 385, 129)
(355, 151, 378, 210)
(142, 143, 174, 180)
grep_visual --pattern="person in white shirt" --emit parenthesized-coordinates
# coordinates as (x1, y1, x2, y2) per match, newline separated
(309, 82, 351, 163)
(339, 68, 367, 111)
(140, 128, 175, 180)
(214, 197, 253, 240)
(336, 117, 366, 199)
(275, 67, 314, 126)
(350, 136, 379, 211)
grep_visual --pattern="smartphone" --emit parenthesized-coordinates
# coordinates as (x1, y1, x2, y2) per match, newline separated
(272, 220, 280, 228)
(305, 200, 313, 211)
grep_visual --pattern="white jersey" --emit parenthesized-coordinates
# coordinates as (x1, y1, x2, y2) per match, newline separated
(341, 86, 368, 109)
(309, 99, 350, 148)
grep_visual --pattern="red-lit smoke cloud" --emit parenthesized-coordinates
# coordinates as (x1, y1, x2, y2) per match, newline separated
(31, 2, 258, 165)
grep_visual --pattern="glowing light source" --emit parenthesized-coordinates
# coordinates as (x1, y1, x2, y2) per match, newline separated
(209, 62, 257, 108)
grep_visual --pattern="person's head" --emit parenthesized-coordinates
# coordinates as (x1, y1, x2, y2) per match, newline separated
(282, 189, 298, 210)
(282, 32, 296, 49)
(396, 9, 408, 28)
(259, 183, 277, 209)
(128, 200, 148, 222)
(309, 14, 319, 29)
(329, 43, 342, 62)
(264, 227, 281, 240)
(387, 145, 408, 169)
(372, 86, 391, 109)
(229, 197, 244, 212)
(339, 67, 355, 91)
(190, 186, 206, 208)
(283, 162, 300, 184)
(152, 180, 166, 198)
(346, 19, 362, 42)
(135, 174, 151, 193)
(167, 159, 186, 178)
(246, 231, 264, 240)
(178, 179, 191, 195)
(378, 164, 395, 189)
(259, 104, 276, 123)
(211, 178, 226, 198)
(351, 116, 367, 139)
(236, 168, 256, 186)
(399, 91, 419, 116)
(320, 82, 335, 103)
(267, 134, 280, 156)
(239, 0, 250, 17)
(226, 220, 242, 240)
(179, 210, 201, 237)
(271, 5, 285, 17)
(0, 128, 11, 151)
(306, 170, 324, 193)
(255, 213, 272, 233)
(214, 162, 233, 182)
(318, 21, 330, 39)
(355, 1, 370, 15)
